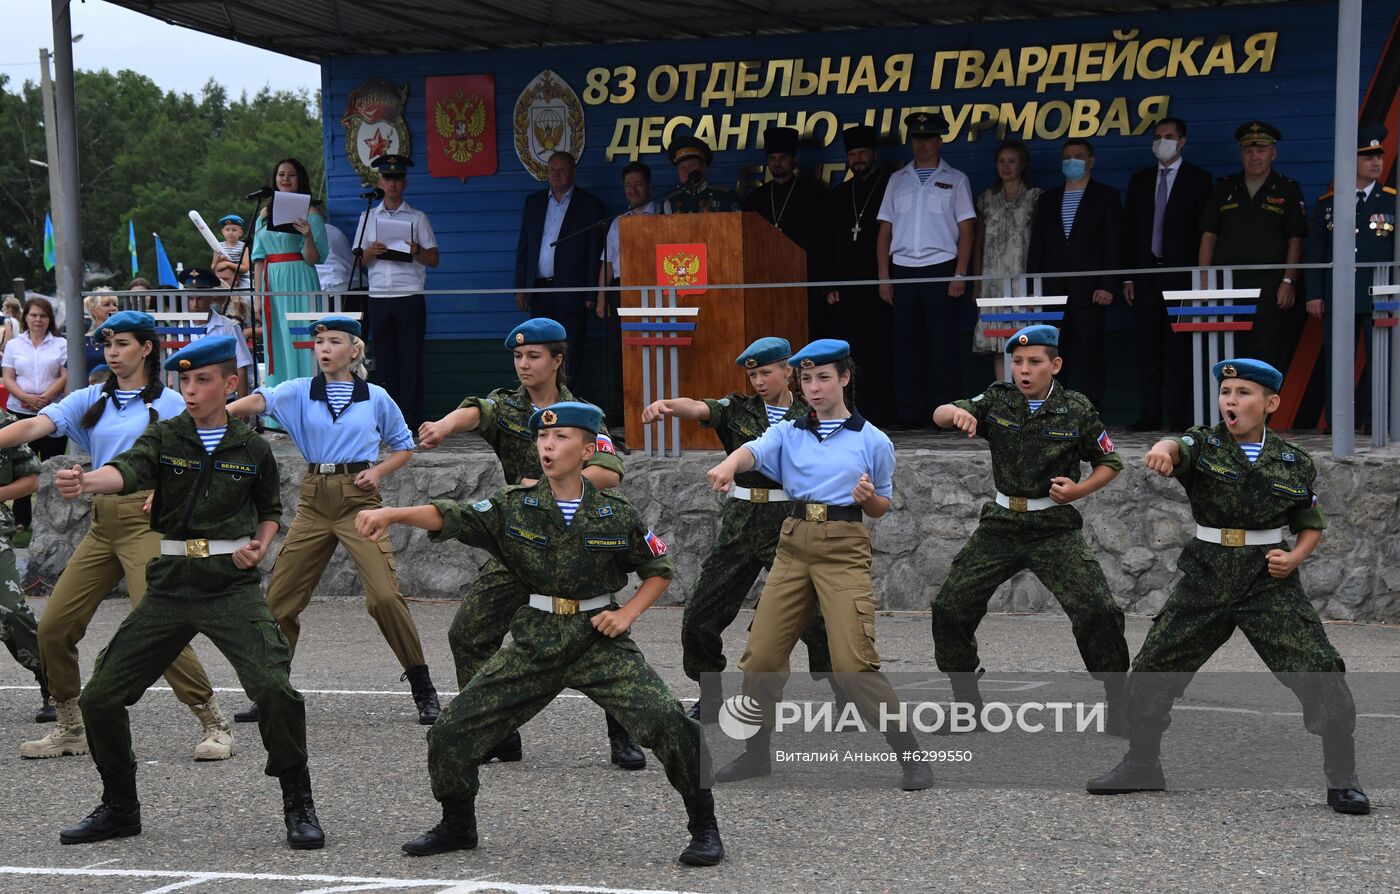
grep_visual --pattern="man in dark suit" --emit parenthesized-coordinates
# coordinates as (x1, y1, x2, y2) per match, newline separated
(1028, 138, 1123, 408)
(1121, 117, 1214, 430)
(514, 151, 606, 387)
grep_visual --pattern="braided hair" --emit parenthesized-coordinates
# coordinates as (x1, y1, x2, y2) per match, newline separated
(79, 329, 163, 428)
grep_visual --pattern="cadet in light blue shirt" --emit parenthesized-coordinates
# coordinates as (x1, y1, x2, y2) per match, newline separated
(705, 339, 931, 793)
(224, 315, 440, 727)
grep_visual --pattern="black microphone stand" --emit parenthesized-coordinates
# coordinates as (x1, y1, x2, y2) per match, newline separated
(347, 188, 380, 294)
(550, 173, 699, 249)
(242, 191, 268, 429)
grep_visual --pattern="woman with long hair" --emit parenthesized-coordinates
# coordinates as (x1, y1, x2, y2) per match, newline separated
(223, 315, 438, 725)
(416, 318, 644, 769)
(10, 312, 234, 761)
(971, 139, 1042, 380)
(251, 157, 326, 386)
(2, 297, 69, 529)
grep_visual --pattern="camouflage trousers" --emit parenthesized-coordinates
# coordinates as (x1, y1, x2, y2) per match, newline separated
(81, 558, 308, 777)
(1126, 541, 1355, 737)
(681, 499, 833, 680)
(448, 559, 526, 689)
(428, 604, 706, 801)
(932, 512, 1129, 675)
(0, 546, 42, 682)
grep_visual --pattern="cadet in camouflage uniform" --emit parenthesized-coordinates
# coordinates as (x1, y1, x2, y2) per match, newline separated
(416, 317, 641, 768)
(660, 136, 742, 214)
(359, 401, 723, 866)
(932, 325, 1129, 730)
(642, 336, 832, 721)
(1088, 358, 1369, 816)
(0, 410, 46, 709)
(53, 336, 326, 850)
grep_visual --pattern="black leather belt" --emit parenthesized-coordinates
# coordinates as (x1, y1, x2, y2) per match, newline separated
(535, 277, 555, 285)
(788, 502, 863, 523)
(307, 462, 371, 475)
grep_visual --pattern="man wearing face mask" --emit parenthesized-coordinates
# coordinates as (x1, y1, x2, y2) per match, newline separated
(1198, 122, 1308, 373)
(1122, 117, 1214, 430)
(1027, 138, 1123, 409)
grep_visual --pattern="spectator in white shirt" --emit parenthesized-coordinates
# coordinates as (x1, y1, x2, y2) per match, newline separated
(1, 296, 68, 527)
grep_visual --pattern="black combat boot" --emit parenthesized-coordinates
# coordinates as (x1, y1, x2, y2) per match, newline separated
(35, 677, 55, 724)
(607, 713, 646, 770)
(678, 789, 725, 866)
(1086, 722, 1166, 794)
(936, 670, 983, 734)
(687, 675, 722, 723)
(234, 702, 259, 723)
(60, 764, 142, 844)
(402, 798, 478, 856)
(278, 766, 325, 850)
(1103, 674, 1129, 738)
(1323, 734, 1370, 815)
(483, 729, 522, 763)
(714, 727, 772, 783)
(886, 729, 934, 791)
(403, 665, 441, 725)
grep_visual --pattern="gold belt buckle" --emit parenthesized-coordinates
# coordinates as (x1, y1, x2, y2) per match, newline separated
(804, 503, 827, 523)
(1008, 496, 1028, 513)
(1220, 528, 1246, 547)
(750, 487, 769, 503)
(552, 597, 578, 615)
(186, 538, 210, 558)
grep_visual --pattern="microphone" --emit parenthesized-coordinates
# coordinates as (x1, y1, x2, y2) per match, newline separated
(359, 187, 385, 200)
(245, 186, 274, 200)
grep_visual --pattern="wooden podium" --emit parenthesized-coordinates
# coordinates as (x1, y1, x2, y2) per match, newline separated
(617, 211, 807, 451)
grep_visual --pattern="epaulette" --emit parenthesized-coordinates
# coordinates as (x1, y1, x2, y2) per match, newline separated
(1385, 186, 1398, 196)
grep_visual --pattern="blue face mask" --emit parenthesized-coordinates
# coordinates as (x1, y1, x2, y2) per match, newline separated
(1061, 158, 1088, 181)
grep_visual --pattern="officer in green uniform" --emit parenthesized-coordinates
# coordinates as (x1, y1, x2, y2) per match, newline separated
(53, 336, 326, 849)
(0, 411, 46, 714)
(660, 136, 742, 214)
(641, 336, 833, 721)
(1305, 123, 1396, 430)
(357, 401, 723, 866)
(931, 325, 1129, 731)
(1198, 121, 1309, 372)
(416, 318, 641, 768)
(1087, 358, 1369, 816)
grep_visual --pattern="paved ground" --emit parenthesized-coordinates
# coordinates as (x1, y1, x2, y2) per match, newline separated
(0, 600, 1397, 894)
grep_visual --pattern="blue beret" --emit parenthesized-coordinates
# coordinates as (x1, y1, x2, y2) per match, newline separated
(371, 153, 413, 175)
(181, 267, 221, 289)
(216, 214, 245, 228)
(528, 401, 603, 437)
(1212, 358, 1282, 391)
(310, 315, 361, 338)
(789, 338, 851, 369)
(506, 318, 567, 349)
(96, 310, 156, 338)
(89, 364, 112, 377)
(736, 336, 791, 368)
(1007, 324, 1059, 351)
(164, 335, 238, 372)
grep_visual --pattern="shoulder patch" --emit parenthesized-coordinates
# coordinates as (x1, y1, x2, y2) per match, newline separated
(971, 394, 984, 402)
(1280, 451, 1295, 463)
(1206, 435, 1222, 447)
(717, 397, 731, 407)
(596, 505, 614, 517)
(1181, 435, 1195, 446)
(644, 529, 667, 557)
(472, 499, 493, 512)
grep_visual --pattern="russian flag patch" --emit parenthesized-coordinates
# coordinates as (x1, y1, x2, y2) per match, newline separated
(644, 530, 667, 557)
(1097, 431, 1116, 454)
(595, 432, 616, 455)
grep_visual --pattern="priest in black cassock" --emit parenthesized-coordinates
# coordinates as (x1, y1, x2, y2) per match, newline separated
(744, 126, 830, 339)
(823, 125, 894, 425)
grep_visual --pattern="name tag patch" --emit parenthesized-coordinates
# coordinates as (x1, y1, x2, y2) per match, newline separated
(506, 525, 550, 547)
(1269, 481, 1308, 498)
(989, 413, 1021, 432)
(214, 460, 257, 476)
(1040, 427, 1079, 441)
(496, 416, 532, 441)
(583, 535, 629, 551)
(159, 454, 203, 471)
(1196, 458, 1241, 481)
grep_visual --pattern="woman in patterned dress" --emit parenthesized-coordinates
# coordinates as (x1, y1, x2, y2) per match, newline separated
(971, 140, 1042, 380)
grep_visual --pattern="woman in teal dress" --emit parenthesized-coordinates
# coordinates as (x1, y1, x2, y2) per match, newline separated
(252, 157, 326, 385)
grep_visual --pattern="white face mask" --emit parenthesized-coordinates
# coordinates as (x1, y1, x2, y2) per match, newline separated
(1152, 138, 1180, 163)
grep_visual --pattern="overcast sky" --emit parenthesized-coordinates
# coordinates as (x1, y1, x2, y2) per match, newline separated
(5, 1, 320, 99)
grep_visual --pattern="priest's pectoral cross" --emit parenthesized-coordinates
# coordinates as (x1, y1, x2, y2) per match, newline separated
(850, 220, 862, 242)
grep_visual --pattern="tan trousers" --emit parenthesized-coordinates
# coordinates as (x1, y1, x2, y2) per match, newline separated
(739, 517, 902, 727)
(39, 490, 215, 704)
(265, 472, 425, 669)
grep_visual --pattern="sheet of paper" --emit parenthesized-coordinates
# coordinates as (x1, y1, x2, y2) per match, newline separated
(376, 217, 413, 253)
(271, 191, 311, 228)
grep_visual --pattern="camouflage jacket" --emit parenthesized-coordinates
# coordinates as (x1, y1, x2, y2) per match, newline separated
(432, 478, 673, 599)
(700, 392, 807, 490)
(458, 384, 625, 485)
(108, 411, 282, 540)
(0, 410, 42, 541)
(953, 380, 1122, 528)
(1167, 423, 1325, 532)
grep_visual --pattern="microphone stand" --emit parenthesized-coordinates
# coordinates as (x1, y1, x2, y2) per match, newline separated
(550, 175, 698, 249)
(348, 190, 378, 294)
(243, 192, 267, 429)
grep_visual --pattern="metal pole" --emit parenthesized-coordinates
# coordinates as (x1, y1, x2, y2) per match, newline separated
(1330, 0, 1362, 456)
(51, 1, 85, 388)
